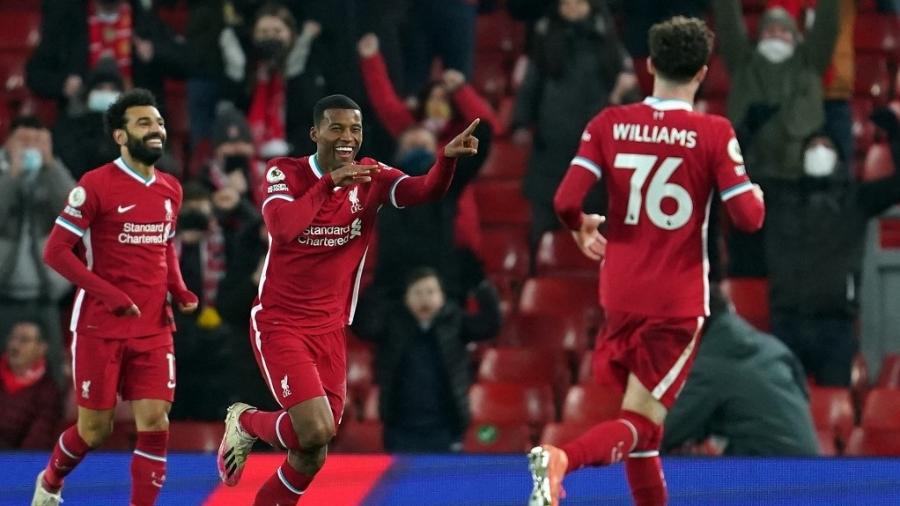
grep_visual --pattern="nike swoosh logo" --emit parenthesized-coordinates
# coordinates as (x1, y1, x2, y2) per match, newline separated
(117, 204, 136, 213)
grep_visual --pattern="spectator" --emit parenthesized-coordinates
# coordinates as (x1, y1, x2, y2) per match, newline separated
(510, 0, 638, 248)
(618, 0, 709, 58)
(0, 116, 74, 385)
(661, 285, 820, 456)
(370, 125, 492, 304)
(354, 268, 501, 453)
(765, 117, 900, 386)
(0, 321, 63, 449)
(220, 2, 326, 158)
(52, 60, 124, 180)
(26, 0, 187, 114)
(203, 103, 268, 208)
(401, 0, 478, 95)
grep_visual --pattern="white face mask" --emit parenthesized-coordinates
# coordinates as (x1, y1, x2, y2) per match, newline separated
(804, 145, 837, 178)
(87, 89, 120, 113)
(757, 38, 795, 63)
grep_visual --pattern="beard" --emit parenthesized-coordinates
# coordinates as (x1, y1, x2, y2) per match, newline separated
(125, 131, 165, 166)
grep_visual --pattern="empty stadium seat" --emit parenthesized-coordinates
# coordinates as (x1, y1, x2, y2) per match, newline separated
(463, 423, 532, 453)
(469, 382, 555, 426)
(479, 139, 529, 180)
(535, 230, 599, 278)
(477, 347, 570, 401)
(330, 421, 384, 453)
(862, 143, 896, 181)
(809, 387, 855, 445)
(861, 389, 900, 431)
(851, 98, 875, 156)
(473, 180, 532, 226)
(701, 55, 730, 98)
(0, 9, 40, 50)
(518, 276, 599, 322)
(471, 51, 509, 104)
(854, 53, 891, 100)
(168, 422, 225, 452)
(363, 386, 380, 422)
(577, 351, 593, 384)
(499, 313, 589, 356)
(816, 429, 838, 456)
(540, 422, 592, 447)
(877, 354, 900, 388)
(475, 10, 525, 54)
(722, 277, 770, 331)
(844, 427, 900, 456)
(481, 227, 530, 280)
(853, 13, 899, 57)
(561, 384, 622, 424)
(347, 345, 374, 400)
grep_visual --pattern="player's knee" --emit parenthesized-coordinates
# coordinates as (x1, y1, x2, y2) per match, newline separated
(78, 417, 114, 448)
(295, 417, 335, 449)
(621, 410, 662, 451)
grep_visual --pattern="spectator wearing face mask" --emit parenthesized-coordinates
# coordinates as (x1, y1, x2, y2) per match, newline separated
(52, 60, 124, 180)
(354, 268, 501, 453)
(763, 123, 900, 386)
(220, 2, 326, 158)
(202, 103, 268, 210)
(0, 117, 74, 386)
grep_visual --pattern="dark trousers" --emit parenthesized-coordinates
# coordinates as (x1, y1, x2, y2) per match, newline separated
(823, 99, 854, 177)
(402, 0, 476, 95)
(384, 424, 458, 453)
(771, 313, 857, 387)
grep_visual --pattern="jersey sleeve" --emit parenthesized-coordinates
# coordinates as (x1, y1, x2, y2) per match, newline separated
(54, 174, 101, 238)
(712, 124, 754, 201)
(370, 159, 409, 208)
(569, 115, 605, 180)
(260, 158, 303, 210)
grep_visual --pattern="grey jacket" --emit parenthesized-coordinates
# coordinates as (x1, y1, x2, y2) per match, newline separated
(0, 151, 73, 300)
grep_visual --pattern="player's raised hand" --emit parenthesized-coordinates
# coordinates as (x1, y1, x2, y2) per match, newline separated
(330, 163, 379, 187)
(444, 118, 480, 158)
(572, 213, 607, 261)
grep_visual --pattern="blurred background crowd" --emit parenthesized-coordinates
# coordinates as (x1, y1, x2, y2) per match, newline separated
(1, 0, 900, 458)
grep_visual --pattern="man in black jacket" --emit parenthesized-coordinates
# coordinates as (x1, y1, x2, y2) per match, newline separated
(764, 115, 900, 386)
(354, 268, 501, 452)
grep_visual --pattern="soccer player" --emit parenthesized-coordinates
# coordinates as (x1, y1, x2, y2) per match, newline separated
(217, 94, 480, 505)
(31, 89, 198, 506)
(528, 17, 765, 506)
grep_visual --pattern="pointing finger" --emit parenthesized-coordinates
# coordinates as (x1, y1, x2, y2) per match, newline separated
(461, 118, 480, 136)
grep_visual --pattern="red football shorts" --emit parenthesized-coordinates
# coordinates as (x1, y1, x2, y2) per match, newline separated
(72, 332, 175, 410)
(592, 311, 705, 409)
(250, 325, 347, 426)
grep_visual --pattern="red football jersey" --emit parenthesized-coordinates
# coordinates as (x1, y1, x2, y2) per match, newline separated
(54, 158, 181, 338)
(573, 97, 755, 317)
(253, 154, 406, 334)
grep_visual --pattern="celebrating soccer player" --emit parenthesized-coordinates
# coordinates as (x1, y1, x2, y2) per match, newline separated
(528, 17, 765, 506)
(216, 94, 480, 505)
(31, 89, 198, 506)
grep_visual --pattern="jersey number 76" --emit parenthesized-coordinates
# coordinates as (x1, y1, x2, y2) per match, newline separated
(614, 154, 692, 230)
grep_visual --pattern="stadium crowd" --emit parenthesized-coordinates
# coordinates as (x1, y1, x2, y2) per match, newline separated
(1, 0, 900, 461)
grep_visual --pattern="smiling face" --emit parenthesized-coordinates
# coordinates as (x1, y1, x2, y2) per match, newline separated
(310, 108, 363, 171)
(118, 105, 166, 166)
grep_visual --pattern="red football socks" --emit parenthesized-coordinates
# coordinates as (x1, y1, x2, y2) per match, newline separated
(560, 410, 659, 472)
(626, 454, 668, 506)
(43, 426, 91, 491)
(253, 459, 314, 506)
(130, 430, 169, 506)
(240, 409, 301, 451)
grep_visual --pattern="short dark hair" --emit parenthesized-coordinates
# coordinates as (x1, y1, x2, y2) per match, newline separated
(312, 94, 362, 127)
(648, 16, 714, 83)
(104, 88, 158, 135)
(10, 115, 44, 132)
(254, 2, 297, 38)
(404, 266, 442, 291)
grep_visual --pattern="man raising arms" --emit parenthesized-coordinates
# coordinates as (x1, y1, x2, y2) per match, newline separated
(217, 94, 480, 505)
(32, 89, 198, 506)
(529, 17, 765, 506)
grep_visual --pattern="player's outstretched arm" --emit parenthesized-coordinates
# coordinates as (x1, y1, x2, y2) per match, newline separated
(166, 241, 198, 313)
(43, 226, 139, 316)
(723, 183, 765, 232)
(392, 119, 480, 207)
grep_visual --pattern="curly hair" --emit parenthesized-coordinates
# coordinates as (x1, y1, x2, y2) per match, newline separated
(104, 88, 158, 135)
(648, 16, 714, 83)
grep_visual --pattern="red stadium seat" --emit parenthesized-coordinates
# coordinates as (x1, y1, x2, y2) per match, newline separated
(696, 98, 727, 117)
(851, 98, 875, 157)
(330, 421, 384, 453)
(0, 10, 40, 50)
(463, 423, 532, 453)
(722, 277, 770, 332)
(477, 347, 570, 401)
(877, 354, 900, 388)
(809, 387, 855, 445)
(853, 13, 900, 57)
(169, 422, 225, 452)
(469, 382, 555, 426)
(540, 422, 592, 447)
(861, 388, 900, 431)
(854, 53, 891, 101)
(701, 55, 730, 98)
(577, 351, 593, 384)
(473, 180, 532, 226)
(499, 314, 589, 356)
(347, 345, 374, 400)
(535, 230, 599, 278)
(362, 386, 380, 422)
(472, 51, 509, 104)
(561, 384, 622, 424)
(862, 143, 896, 181)
(844, 427, 900, 456)
(481, 227, 530, 280)
(475, 11, 525, 55)
(479, 139, 529, 180)
(518, 277, 601, 334)
(816, 429, 838, 456)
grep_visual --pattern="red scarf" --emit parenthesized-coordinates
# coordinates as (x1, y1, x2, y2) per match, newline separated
(88, 1, 133, 84)
(248, 67, 287, 152)
(0, 354, 46, 395)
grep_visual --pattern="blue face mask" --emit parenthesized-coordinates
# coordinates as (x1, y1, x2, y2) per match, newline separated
(21, 148, 43, 175)
(396, 148, 436, 176)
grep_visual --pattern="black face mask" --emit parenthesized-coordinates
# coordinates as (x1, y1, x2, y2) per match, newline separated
(396, 148, 436, 176)
(125, 131, 164, 166)
(224, 155, 251, 174)
(254, 38, 288, 62)
(178, 210, 210, 233)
